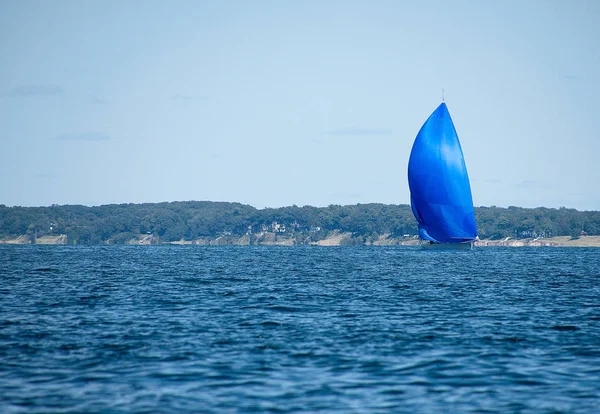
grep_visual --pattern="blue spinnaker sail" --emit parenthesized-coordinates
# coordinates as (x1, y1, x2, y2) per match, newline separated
(408, 103, 478, 243)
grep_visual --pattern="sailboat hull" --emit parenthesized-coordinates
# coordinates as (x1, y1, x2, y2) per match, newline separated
(420, 241, 473, 250)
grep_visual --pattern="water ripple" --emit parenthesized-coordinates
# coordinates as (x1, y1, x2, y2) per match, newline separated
(1, 245, 599, 413)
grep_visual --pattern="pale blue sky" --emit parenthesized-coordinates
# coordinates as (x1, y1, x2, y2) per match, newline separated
(1, 0, 599, 210)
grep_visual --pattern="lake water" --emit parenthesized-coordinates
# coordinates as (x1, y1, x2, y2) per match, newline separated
(1, 245, 599, 413)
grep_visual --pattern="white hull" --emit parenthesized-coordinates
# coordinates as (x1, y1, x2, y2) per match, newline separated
(420, 241, 473, 250)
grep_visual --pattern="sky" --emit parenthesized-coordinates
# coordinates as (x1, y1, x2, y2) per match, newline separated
(1, 0, 599, 211)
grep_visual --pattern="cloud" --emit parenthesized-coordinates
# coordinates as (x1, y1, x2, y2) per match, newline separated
(173, 93, 191, 101)
(5, 84, 64, 97)
(329, 192, 362, 200)
(34, 172, 56, 179)
(173, 93, 208, 101)
(324, 127, 392, 136)
(89, 95, 108, 104)
(517, 180, 551, 189)
(55, 133, 112, 142)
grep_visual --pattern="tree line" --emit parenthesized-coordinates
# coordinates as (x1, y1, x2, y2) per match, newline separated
(0, 201, 598, 244)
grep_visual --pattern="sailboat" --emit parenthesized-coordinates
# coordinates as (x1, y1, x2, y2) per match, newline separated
(407, 100, 478, 249)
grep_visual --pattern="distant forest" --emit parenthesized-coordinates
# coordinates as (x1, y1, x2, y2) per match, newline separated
(1, 201, 599, 245)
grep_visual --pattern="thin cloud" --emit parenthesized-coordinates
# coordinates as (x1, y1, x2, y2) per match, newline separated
(324, 127, 392, 136)
(55, 133, 112, 142)
(517, 180, 551, 189)
(34, 172, 56, 179)
(173, 93, 208, 101)
(5, 84, 64, 97)
(173, 93, 191, 101)
(330, 192, 362, 200)
(89, 95, 108, 104)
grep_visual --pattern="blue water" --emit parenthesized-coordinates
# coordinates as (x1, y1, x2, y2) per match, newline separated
(1, 246, 599, 413)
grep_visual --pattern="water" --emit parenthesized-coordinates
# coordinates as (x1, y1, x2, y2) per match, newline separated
(1, 245, 599, 413)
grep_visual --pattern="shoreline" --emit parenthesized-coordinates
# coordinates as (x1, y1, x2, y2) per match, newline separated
(1, 234, 600, 247)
